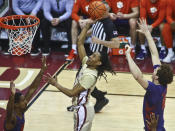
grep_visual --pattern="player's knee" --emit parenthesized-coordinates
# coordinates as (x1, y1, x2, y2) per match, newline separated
(129, 18, 137, 29)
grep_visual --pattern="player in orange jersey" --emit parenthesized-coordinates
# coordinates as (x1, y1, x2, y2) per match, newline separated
(107, 0, 139, 51)
(161, 0, 175, 63)
(136, 0, 167, 61)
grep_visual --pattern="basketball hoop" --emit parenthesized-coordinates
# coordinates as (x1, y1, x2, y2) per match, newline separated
(0, 15, 40, 56)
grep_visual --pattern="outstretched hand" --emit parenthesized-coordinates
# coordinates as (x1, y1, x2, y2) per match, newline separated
(137, 18, 150, 34)
(41, 56, 48, 72)
(10, 81, 16, 95)
(43, 73, 57, 87)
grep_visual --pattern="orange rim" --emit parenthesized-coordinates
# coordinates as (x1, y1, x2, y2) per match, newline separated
(0, 15, 40, 30)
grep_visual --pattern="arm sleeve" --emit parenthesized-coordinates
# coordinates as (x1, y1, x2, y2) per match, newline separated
(104, 22, 118, 40)
(31, 0, 43, 15)
(151, 0, 166, 28)
(140, 0, 147, 19)
(79, 75, 96, 89)
(146, 81, 160, 105)
(43, 0, 53, 21)
(71, 0, 81, 22)
(59, 0, 74, 22)
(12, 0, 25, 15)
(166, 0, 174, 24)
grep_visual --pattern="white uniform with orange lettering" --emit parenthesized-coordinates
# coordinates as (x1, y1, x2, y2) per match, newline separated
(73, 56, 97, 131)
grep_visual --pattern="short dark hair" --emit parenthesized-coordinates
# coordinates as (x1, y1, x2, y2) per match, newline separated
(97, 51, 116, 82)
(14, 92, 22, 103)
(157, 64, 173, 86)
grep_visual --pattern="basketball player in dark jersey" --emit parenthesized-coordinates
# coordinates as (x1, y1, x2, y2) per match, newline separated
(4, 57, 47, 131)
(125, 19, 173, 131)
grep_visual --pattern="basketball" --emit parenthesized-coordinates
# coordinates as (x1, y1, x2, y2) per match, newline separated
(88, 1, 107, 20)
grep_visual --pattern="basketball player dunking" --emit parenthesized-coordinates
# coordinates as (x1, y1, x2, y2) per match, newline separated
(4, 57, 47, 131)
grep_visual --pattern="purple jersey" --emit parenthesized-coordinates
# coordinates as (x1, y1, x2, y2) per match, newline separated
(143, 81, 167, 131)
(4, 114, 25, 131)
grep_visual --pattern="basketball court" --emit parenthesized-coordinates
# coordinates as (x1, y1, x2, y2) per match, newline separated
(0, 0, 175, 130)
(0, 51, 175, 130)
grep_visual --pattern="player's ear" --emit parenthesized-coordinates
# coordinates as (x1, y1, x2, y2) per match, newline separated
(155, 75, 159, 80)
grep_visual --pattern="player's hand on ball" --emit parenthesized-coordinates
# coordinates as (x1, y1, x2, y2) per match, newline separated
(125, 45, 131, 55)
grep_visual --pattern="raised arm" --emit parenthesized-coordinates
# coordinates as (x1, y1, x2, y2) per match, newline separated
(5, 81, 16, 130)
(125, 45, 148, 89)
(24, 57, 47, 104)
(77, 24, 91, 62)
(137, 19, 161, 66)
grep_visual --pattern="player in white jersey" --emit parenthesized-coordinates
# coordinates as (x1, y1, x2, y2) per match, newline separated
(45, 23, 115, 131)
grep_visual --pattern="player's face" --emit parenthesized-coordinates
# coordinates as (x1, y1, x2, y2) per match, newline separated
(152, 69, 158, 82)
(150, 0, 158, 3)
(87, 52, 101, 67)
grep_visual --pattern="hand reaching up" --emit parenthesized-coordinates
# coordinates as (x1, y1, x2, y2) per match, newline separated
(10, 81, 16, 95)
(137, 18, 150, 34)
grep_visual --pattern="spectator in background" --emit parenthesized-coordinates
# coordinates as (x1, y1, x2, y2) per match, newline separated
(107, 0, 139, 51)
(41, 0, 73, 56)
(161, 0, 175, 63)
(66, 0, 101, 61)
(12, 0, 44, 56)
(136, 0, 166, 61)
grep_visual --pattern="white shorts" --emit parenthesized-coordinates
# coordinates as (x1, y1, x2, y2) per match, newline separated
(74, 103, 95, 131)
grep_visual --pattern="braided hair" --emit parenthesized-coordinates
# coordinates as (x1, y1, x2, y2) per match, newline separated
(97, 51, 116, 82)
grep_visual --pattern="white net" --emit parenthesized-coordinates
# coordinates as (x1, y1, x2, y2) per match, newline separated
(1, 15, 39, 56)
